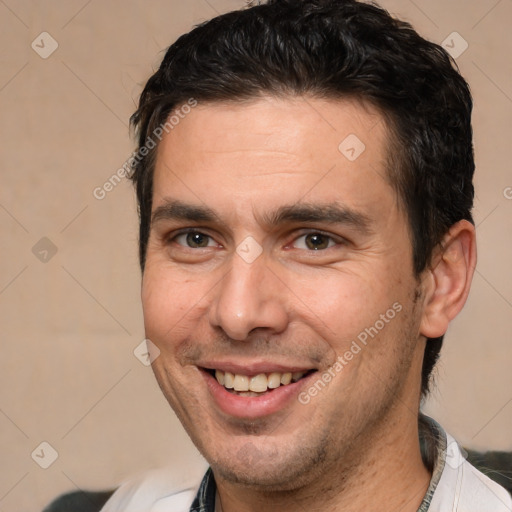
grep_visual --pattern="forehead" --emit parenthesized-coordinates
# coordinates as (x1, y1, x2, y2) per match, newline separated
(152, 95, 395, 222)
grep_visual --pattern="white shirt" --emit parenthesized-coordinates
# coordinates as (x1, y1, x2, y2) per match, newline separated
(100, 420, 512, 512)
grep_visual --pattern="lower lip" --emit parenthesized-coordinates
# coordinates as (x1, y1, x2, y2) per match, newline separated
(202, 370, 315, 419)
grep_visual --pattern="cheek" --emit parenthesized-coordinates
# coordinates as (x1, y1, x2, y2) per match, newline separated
(291, 267, 414, 382)
(141, 267, 202, 345)
(290, 269, 393, 338)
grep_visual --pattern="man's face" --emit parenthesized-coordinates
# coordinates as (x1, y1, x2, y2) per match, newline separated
(142, 96, 427, 490)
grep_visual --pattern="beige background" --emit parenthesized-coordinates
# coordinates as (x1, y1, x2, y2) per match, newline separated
(0, 0, 511, 510)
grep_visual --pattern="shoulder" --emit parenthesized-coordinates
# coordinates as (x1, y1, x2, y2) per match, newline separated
(100, 460, 208, 512)
(430, 431, 512, 512)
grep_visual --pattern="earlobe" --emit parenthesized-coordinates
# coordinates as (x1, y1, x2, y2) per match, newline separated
(419, 220, 477, 339)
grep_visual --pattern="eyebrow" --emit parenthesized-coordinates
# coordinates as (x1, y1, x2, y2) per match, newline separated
(260, 202, 372, 234)
(152, 200, 219, 225)
(151, 199, 373, 234)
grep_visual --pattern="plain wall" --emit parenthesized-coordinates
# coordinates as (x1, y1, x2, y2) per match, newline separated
(0, 1, 511, 510)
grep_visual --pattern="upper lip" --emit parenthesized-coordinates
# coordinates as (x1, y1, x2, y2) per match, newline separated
(198, 360, 317, 376)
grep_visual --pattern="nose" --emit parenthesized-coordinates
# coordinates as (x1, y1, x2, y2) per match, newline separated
(209, 253, 289, 341)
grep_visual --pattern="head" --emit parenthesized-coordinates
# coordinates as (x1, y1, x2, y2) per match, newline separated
(130, 0, 476, 493)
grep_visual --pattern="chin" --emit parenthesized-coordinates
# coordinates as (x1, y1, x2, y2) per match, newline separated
(205, 437, 330, 492)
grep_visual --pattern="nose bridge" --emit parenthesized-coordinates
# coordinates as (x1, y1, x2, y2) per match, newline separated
(209, 253, 288, 340)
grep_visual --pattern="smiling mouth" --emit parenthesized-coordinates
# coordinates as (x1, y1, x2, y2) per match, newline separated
(205, 369, 317, 397)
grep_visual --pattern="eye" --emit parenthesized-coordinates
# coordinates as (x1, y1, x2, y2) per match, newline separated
(173, 230, 217, 248)
(292, 232, 337, 250)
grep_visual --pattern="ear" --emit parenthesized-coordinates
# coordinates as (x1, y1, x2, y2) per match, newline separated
(420, 220, 477, 338)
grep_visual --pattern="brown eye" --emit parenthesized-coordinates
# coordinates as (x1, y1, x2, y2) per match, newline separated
(174, 231, 215, 248)
(304, 233, 331, 250)
(292, 232, 336, 251)
(187, 232, 209, 247)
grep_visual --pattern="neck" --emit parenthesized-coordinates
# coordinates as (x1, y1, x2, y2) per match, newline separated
(215, 410, 431, 512)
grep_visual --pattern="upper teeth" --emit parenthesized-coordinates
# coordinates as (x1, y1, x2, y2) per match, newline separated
(215, 370, 306, 393)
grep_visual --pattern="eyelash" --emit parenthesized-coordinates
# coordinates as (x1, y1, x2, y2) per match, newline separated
(168, 229, 344, 251)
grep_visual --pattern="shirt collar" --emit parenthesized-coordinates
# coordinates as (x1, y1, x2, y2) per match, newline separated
(417, 414, 447, 511)
(189, 467, 216, 512)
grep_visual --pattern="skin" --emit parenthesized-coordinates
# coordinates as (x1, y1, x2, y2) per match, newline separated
(142, 96, 476, 512)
